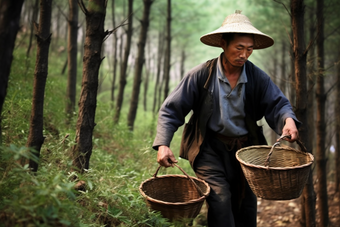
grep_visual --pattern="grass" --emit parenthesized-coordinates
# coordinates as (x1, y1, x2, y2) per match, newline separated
(0, 34, 202, 227)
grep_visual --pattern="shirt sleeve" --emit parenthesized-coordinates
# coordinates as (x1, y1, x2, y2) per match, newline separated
(255, 68, 301, 134)
(152, 63, 205, 150)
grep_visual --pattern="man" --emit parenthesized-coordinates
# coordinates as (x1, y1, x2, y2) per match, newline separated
(153, 10, 300, 227)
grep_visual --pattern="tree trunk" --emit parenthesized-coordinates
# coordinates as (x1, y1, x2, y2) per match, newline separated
(0, 0, 24, 144)
(79, 25, 85, 65)
(54, 6, 61, 51)
(26, 0, 52, 172)
(307, 3, 316, 162)
(316, 0, 329, 225)
(111, 0, 118, 109)
(66, 0, 79, 123)
(289, 30, 296, 106)
(336, 50, 340, 224)
(61, 58, 68, 75)
(72, 0, 107, 173)
(143, 38, 151, 112)
(157, 69, 164, 112)
(163, 0, 171, 100)
(180, 49, 185, 80)
(291, 1, 316, 227)
(114, 0, 133, 124)
(152, 28, 164, 113)
(26, 0, 39, 58)
(271, 55, 278, 145)
(127, 0, 153, 131)
(280, 41, 286, 96)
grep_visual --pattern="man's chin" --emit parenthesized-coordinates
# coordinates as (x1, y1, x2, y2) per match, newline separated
(233, 62, 245, 67)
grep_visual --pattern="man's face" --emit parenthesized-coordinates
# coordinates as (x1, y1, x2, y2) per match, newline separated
(221, 34, 254, 68)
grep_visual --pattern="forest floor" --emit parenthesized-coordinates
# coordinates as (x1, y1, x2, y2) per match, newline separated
(195, 181, 339, 227)
(256, 181, 340, 227)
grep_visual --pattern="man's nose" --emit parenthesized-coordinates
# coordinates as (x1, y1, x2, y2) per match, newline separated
(240, 50, 246, 58)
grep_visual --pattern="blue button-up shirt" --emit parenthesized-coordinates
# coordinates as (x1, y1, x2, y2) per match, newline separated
(207, 55, 248, 136)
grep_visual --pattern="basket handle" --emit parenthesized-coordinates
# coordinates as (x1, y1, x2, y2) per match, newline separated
(153, 164, 206, 197)
(264, 135, 308, 166)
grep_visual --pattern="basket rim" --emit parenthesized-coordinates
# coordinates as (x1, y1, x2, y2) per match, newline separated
(139, 174, 210, 205)
(235, 145, 314, 170)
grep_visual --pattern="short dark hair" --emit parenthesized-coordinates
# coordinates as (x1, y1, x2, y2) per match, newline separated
(222, 33, 254, 46)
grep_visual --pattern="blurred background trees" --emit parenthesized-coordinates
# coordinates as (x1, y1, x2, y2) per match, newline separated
(1, 0, 340, 226)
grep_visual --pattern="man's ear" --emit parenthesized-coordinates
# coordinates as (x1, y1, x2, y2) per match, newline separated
(220, 38, 226, 50)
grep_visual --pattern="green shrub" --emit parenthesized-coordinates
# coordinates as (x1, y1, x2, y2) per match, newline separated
(0, 30, 205, 227)
(0, 145, 80, 227)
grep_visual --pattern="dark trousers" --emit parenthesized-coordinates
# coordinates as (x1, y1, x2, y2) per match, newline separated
(193, 135, 257, 227)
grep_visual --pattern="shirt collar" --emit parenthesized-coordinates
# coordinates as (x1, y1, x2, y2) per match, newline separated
(217, 53, 248, 84)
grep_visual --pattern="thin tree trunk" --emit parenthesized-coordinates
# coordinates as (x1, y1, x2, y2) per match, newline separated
(271, 55, 278, 145)
(119, 32, 124, 69)
(61, 58, 68, 74)
(289, 49, 296, 105)
(152, 28, 164, 113)
(180, 49, 185, 80)
(336, 51, 340, 223)
(157, 71, 164, 112)
(307, 4, 316, 160)
(111, 0, 118, 109)
(79, 25, 85, 65)
(55, 7, 61, 51)
(305, 11, 316, 226)
(66, 0, 79, 122)
(143, 38, 151, 112)
(291, 1, 316, 227)
(72, 0, 107, 173)
(163, 0, 171, 100)
(114, 0, 133, 124)
(26, 0, 52, 172)
(316, 0, 329, 225)
(0, 0, 25, 144)
(289, 29, 296, 106)
(127, 0, 153, 130)
(26, 0, 39, 58)
(280, 41, 286, 96)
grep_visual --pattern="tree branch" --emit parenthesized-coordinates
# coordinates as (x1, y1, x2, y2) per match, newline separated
(325, 24, 340, 39)
(55, 3, 69, 22)
(77, 0, 88, 15)
(274, 0, 292, 46)
(273, 0, 291, 17)
(325, 79, 338, 97)
(304, 37, 315, 56)
(103, 22, 128, 42)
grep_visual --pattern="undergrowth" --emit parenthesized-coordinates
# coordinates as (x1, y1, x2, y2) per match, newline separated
(0, 32, 202, 226)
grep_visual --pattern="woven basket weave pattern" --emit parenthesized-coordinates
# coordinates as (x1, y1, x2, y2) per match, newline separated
(139, 168, 210, 221)
(236, 145, 314, 200)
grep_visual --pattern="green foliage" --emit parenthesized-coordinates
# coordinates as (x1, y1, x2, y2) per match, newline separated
(0, 145, 79, 227)
(1, 26, 199, 227)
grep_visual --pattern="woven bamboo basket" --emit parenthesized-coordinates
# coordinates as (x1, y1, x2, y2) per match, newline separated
(139, 164, 210, 221)
(236, 136, 314, 200)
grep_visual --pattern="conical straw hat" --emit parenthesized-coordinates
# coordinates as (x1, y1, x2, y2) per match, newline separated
(200, 10, 274, 49)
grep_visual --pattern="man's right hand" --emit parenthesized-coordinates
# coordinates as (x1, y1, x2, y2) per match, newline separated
(157, 145, 178, 167)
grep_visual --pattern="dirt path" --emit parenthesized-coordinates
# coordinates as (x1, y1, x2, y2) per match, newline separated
(256, 182, 340, 227)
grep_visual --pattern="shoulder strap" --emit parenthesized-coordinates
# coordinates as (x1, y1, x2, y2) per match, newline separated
(203, 58, 218, 89)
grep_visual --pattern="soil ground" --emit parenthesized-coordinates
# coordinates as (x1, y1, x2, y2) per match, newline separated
(195, 182, 339, 227)
(256, 181, 339, 227)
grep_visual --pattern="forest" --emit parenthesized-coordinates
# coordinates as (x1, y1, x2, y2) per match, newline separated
(0, 0, 340, 226)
